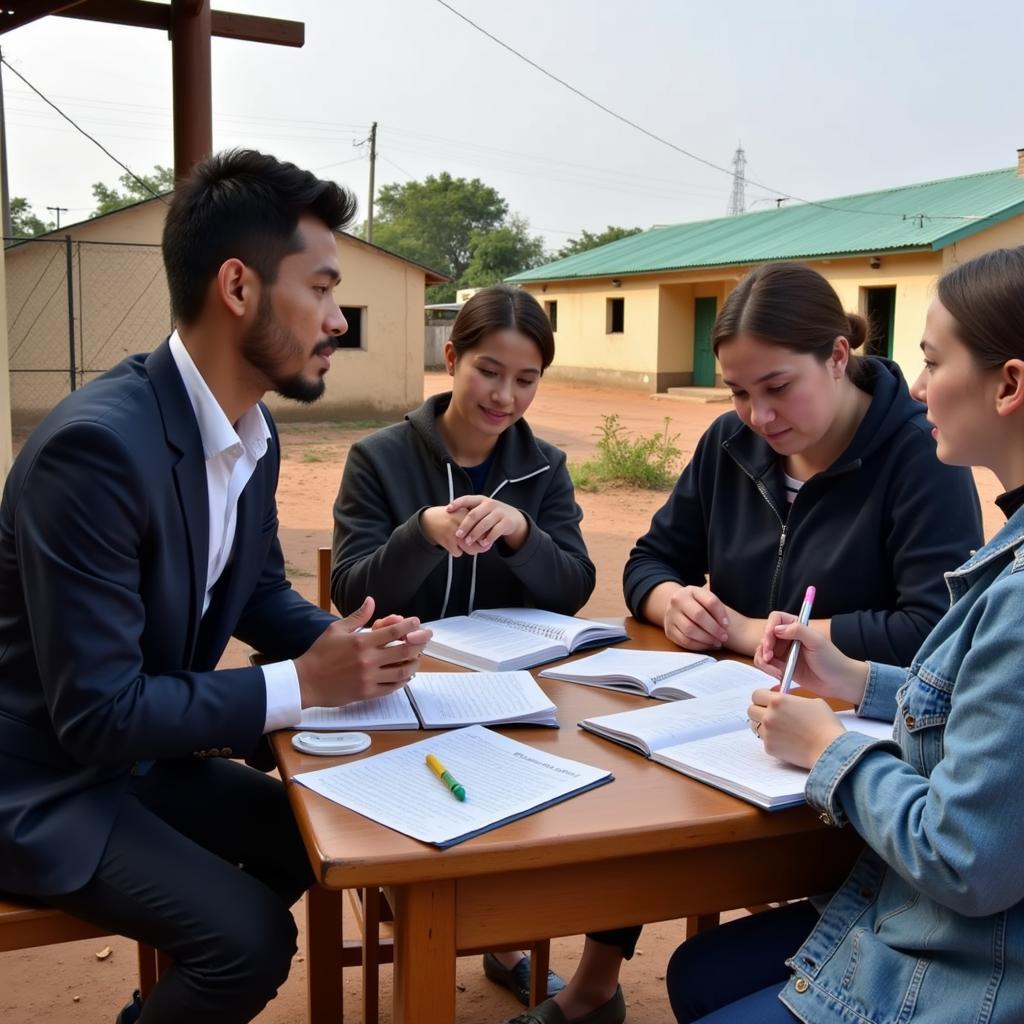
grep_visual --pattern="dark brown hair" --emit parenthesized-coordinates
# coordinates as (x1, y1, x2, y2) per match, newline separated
(163, 148, 357, 325)
(937, 247, 1024, 368)
(449, 285, 555, 370)
(712, 262, 869, 386)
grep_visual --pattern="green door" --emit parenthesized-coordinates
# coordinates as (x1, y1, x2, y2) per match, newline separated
(693, 297, 717, 387)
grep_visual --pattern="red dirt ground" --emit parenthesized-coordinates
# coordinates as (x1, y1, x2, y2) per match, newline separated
(1, 373, 1003, 1023)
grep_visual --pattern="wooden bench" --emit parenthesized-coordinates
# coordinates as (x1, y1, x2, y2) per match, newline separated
(0, 894, 161, 999)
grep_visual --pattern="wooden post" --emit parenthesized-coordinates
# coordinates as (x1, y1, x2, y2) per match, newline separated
(170, 0, 213, 183)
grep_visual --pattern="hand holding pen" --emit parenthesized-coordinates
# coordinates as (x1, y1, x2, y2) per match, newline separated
(753, 592, 870, 707)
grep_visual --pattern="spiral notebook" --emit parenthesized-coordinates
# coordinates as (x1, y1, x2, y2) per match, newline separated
(540, 649, 771, 701)
(297, 671, 558, 730)
(581, 694, 894, 809)
(295, 725, 613, 847)
(422, 608, 629, 672)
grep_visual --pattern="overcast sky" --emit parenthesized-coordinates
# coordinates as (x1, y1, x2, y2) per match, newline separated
(2, 0, 1021, 251)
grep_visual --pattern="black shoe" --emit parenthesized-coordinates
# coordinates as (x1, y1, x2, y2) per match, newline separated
(483, 952, 567, 1006)
(115, 990, 143, 1024)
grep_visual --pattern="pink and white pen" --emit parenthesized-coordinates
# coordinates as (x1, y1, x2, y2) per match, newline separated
(780, 586, 816, 694)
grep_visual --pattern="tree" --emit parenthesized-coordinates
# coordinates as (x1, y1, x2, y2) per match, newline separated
(461, 216, 546, 289)
(9, 197, 53, 238)
(373, 173, 547, 301)
(557, 225, 642, 260)
(373, 173, 506, 299)
(91, 164, 175, 216)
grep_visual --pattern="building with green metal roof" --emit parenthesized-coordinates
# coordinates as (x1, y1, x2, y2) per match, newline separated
(509, 157, 1024, 390)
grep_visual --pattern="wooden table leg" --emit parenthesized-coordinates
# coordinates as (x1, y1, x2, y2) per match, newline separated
(306, 885, 345, 1024)
(529, 940, 550, 1007)
(685, 912, 720, 939)
(362, 887, 380, 1024)
(392, 880, 456, 1024)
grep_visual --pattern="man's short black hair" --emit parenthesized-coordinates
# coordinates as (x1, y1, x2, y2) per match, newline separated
(162, 149, 358, 325)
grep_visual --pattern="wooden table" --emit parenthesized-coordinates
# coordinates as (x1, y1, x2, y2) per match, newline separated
(272, 620, 861, 1024)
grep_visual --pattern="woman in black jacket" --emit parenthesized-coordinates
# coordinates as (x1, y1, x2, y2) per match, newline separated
(625, 261, 982, 667)
(332, 285, 592, 1005)
(331, 285, 594, 625)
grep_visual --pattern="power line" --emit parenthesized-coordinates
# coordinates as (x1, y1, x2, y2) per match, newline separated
(0, 57, 167, 205)
(432, 0, 985, 224)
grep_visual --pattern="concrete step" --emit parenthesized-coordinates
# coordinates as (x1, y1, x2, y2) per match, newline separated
(652, 386, 732, 404)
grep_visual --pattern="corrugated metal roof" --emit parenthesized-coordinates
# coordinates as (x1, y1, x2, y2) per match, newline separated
(510, 167, 1024, 283)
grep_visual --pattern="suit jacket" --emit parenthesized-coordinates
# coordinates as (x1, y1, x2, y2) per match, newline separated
(0, 341, 335, 897)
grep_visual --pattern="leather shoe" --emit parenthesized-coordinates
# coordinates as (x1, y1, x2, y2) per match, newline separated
(502, 985, 626, 1024)
(483, 952, 567, 1006)
(114, 990, 143, 1024)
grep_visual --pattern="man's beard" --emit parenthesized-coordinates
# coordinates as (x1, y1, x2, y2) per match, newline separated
(241, 292, 332, 404)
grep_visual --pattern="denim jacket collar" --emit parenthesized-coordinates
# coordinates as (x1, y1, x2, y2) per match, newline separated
(945, 504, 1024, 600)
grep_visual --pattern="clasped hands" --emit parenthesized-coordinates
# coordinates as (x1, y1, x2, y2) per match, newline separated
(420, 495, 529, 557)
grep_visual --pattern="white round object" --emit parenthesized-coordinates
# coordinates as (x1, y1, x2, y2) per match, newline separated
(291, 731, 372, 756)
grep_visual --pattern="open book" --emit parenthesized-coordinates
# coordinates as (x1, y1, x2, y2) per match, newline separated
(295, 724, 613, 847)
(541, 649, 769, 700)
(297, 671, 558, 731)
(581, 693, 894, 809)
(422, 608, 628, 672)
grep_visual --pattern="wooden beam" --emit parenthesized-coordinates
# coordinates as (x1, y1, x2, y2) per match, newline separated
(47, 0, 303, 46)
(170, 0, 210, 181)
(0, 2, 89, 35)
(210, 11, 303, 47)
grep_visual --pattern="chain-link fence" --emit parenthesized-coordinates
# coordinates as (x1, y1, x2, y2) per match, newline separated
(5, 237, 172, 426)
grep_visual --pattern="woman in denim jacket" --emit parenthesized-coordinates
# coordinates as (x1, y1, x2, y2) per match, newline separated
(668, 246, 1024, 1024)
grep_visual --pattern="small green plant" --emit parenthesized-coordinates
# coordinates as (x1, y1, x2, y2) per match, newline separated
(300, 450, 326, 463)
(570, 415, 681, 491)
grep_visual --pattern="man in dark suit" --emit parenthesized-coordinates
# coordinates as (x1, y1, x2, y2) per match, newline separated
(0, 150, 430, 1023)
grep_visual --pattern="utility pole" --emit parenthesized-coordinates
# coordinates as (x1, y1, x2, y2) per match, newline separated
(727, 143, 747, 217)
(366, 121, 377, 243)
(46, 206, 68, 230)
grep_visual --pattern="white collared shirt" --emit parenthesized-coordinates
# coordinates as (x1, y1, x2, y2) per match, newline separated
(169, 332, 301, 732)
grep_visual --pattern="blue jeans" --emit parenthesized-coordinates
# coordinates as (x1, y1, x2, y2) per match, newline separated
(667, 902, 819, 1023)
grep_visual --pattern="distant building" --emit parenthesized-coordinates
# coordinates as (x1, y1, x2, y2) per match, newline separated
(4, 196, 446, 426)
(509, 154, 1024, 390)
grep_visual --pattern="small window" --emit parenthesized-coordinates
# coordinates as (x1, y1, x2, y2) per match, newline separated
(544, 300, 558, 332)
(336, 306, 365, 350)
(607, 297, 625, 334)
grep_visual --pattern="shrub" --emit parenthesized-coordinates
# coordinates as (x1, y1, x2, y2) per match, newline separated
(569, 414, 681, 491)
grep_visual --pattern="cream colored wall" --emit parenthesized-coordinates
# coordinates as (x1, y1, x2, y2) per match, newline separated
(521, 277, 661, 389)
(5, 203, 428, 425)
(523, 253, 949, 389)
(264, 236, 426, 421)
(799, 252, 942, 376)
(941, 212, 1024, 268)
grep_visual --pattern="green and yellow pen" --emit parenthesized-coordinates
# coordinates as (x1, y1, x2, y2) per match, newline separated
(426, 753, 466, 801)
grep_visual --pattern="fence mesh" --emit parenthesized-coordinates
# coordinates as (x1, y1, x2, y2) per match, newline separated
(5, 237, 171, 425)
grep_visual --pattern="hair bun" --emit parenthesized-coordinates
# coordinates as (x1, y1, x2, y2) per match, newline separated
(846, 312, 868, 351)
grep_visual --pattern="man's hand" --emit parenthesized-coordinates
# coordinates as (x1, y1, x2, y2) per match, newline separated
(295, 597, 432, 709)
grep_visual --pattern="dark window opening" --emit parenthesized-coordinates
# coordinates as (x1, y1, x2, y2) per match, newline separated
(607, 297, 625, 334)
(862, 287, 895, 359)
(336, 306, 365, 350)
(544, 300, 558, 332)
